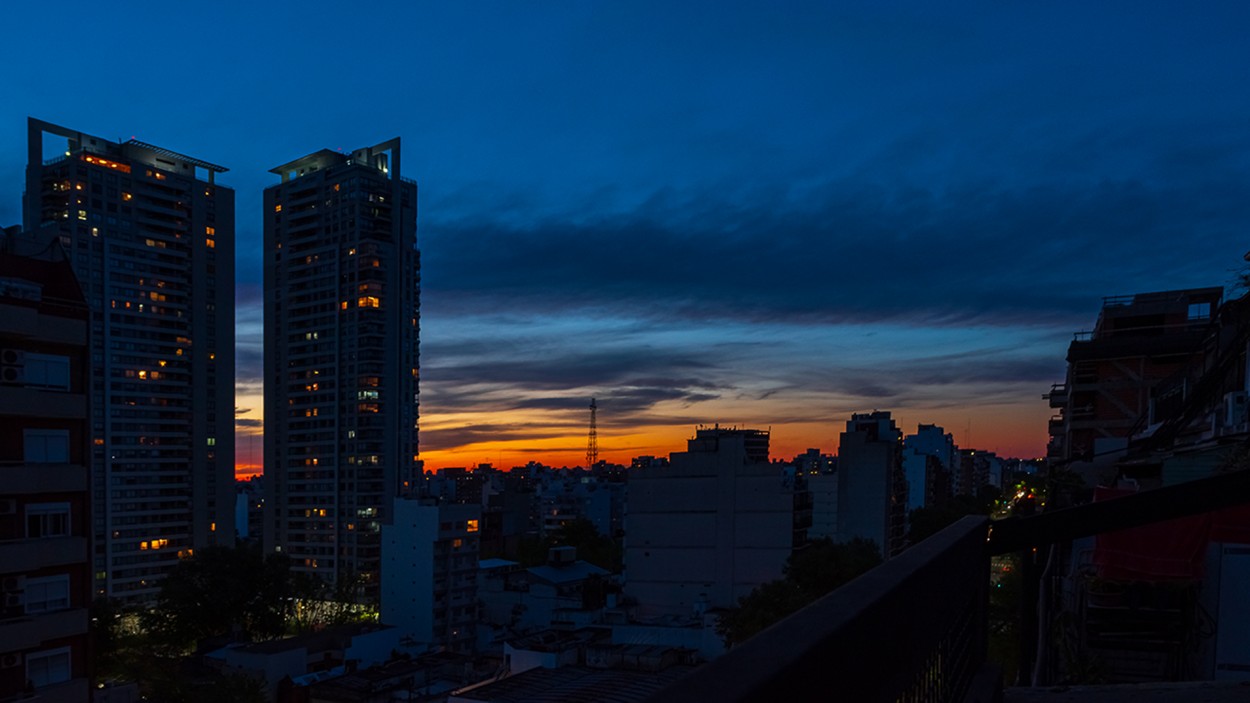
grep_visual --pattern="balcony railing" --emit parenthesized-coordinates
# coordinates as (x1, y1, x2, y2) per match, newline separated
(645, 468, 1250, 703)
(645, 515, 994, 703)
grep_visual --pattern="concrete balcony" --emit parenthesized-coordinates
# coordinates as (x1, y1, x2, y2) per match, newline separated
(1046, 384, 1069, 409)
(0, 464, 87, 494)
(15, 677, 90, 703)
(0, 608, 87, 653)
(0, 537, 88, 573)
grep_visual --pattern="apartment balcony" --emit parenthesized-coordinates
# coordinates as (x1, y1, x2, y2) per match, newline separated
(3, 677, 91, 703)
(1046, 384, 1069, 409)
(643, 469, 1250, 703)
(0, 608, 87, 653)
(0, 537, 87, 573)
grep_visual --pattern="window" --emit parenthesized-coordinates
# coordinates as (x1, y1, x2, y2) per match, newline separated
(466, 519, 479, 533)
(25, 575, 70, 614)
(1188, 302, 1212, 321)
(26, 647, 71, 688)
(24, 429, 70, 463)
(25, 353, 71, 390)
(26, 503, 70, 538)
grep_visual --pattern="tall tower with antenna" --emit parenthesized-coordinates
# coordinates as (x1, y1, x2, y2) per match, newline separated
(587, 398, 599, 468)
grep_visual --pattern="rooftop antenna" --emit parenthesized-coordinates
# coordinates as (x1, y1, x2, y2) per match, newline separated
(586, 398, 599, 468)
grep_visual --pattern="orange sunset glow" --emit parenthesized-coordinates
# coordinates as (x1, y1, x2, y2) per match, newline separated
(235, 384, 1051, 480)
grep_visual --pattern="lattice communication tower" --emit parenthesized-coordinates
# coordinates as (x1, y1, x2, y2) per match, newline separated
(586, 397, 599, 468)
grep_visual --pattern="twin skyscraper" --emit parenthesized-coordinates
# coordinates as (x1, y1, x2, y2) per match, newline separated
(22, 118, 420, 604)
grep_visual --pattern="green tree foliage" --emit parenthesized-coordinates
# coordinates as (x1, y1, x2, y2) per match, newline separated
(717, 538, 882, 646)
(907, 491, 998, 545)
(516, 518, 622, 571)
(143, 543, 312, 649)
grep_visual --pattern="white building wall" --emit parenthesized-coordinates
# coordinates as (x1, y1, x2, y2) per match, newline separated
(807, 473, 838, 539)
(624, 432, 795, 616)
(381, 499, 438, 644)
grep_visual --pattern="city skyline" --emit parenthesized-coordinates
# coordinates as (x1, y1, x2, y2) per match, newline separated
(2, 3, 1249, 473)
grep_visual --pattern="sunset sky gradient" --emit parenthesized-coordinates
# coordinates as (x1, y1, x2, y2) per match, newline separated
(2, 2, 1249, 475)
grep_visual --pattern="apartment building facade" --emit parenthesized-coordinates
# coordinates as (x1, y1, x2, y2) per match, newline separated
(23, 118, 236, 603)
(0, 236, 92, 700)
(263, 140, 420, 597)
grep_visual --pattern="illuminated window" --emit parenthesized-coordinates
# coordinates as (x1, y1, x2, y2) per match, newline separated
(357, 296, 380, 308)
(340, 301, 348, 310)
(452, 538, 463, 548)
(466, 519, 479, 533)
(205, 226, 215, 235)
(206, 238, 215, 248)
(206, 438, 216, 446)
(77, 210, 87, 221)
(274, 203, 282, 213)
(83, 154, 131, 173)
(122, 192, 132, 201)
(137, 370, 148, 380)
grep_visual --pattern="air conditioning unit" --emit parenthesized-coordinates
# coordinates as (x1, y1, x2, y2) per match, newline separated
(3, 592, 23, 608)
(1, 576, 24, 592)
(0, 349, 23, 385)
(0, 499, 15, 515)
(0, 653, 20, 669)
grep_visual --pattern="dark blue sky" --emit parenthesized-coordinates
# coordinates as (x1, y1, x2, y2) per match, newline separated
(2, 2, 1248, 467)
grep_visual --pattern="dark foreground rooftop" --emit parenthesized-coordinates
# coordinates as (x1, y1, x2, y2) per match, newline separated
(1006, 681, 1250, 702)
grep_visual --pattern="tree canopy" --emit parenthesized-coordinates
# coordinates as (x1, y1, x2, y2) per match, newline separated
(143, 543, 313, 648)
(716, 537, 881, 646)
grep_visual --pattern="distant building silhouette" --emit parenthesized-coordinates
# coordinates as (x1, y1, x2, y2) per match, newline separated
(263, 140, 419, 598)
(23, 118, 236, 603)
(902, 423, 954, 513)
(836, 411, 906, 557)
(623, 427, 810, 616)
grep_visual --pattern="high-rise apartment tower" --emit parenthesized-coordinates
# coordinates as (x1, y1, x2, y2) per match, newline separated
(23, 118, 236, 603)
(263, 140, 419, 598)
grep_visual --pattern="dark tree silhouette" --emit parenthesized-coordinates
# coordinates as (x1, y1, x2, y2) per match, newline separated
(717, 537, 881, 646)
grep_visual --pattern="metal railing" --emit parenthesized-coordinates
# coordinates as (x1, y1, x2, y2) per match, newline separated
(644, 468, 1250, 702)
(644, 516, 992, 703)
